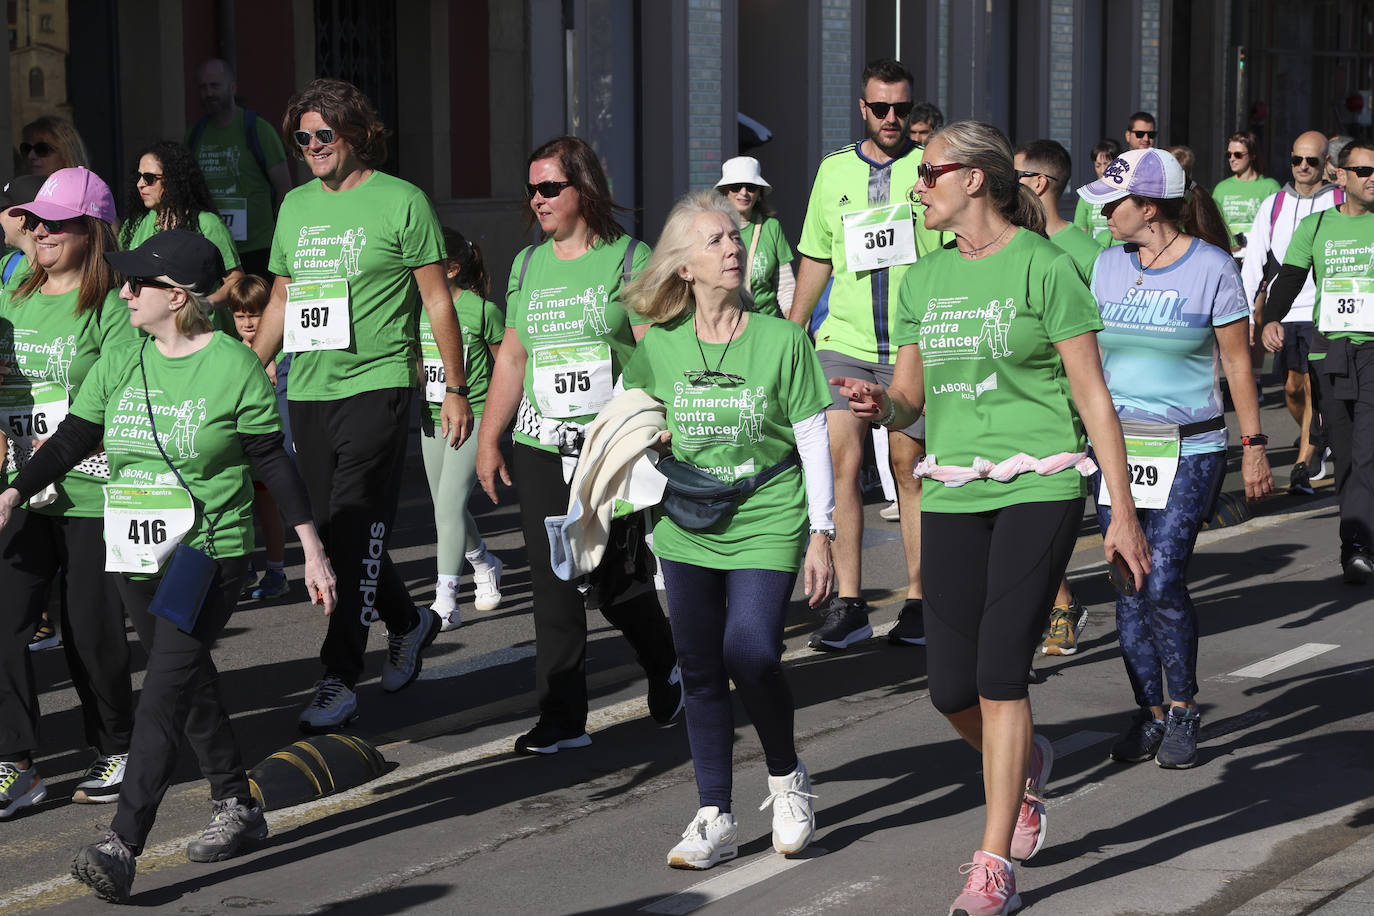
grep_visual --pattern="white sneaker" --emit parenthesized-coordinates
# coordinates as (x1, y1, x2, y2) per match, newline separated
(1310, 447, 1333, 482)
(879, 500, 900, 521)
(431, 579, 461, 632)
(472, 554, 503, 611)
(72, 752, 128, 804)
(298, 676, 358, 733)
(666, 806, 739, 870)
(760, 760, 817, 855)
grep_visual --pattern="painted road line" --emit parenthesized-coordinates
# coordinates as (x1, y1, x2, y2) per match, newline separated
(1050, 730, 1115, 758)
(1227, 643, 1339, 679)
(639, 848, 828, 915)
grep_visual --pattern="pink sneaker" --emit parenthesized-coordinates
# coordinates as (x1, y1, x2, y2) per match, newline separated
(1011, 734, 1054, 861)
(949, 850, 1020, 916)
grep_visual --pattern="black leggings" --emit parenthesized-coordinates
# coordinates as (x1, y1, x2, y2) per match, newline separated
(922, 498, 1084, 713)
(512, 444, 676, 733)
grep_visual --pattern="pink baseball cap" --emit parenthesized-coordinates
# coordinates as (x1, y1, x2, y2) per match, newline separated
(12, 167, 117, 226)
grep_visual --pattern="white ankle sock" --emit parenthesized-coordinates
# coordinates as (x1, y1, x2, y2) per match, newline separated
(980, 850, 1014, 870)
(436, 575, 460, 594)
(466, 543, 492, 569)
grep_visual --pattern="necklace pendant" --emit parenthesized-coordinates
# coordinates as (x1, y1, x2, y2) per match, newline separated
(1135, 274, 1143, 286)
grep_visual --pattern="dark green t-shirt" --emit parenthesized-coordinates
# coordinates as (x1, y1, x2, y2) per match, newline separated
(269, 170, 446, 401)
(188, 108, 289, 254)
(71, 334, 282, 559)
(1283, 206, 1374, 347)
(892, 229, 1104, 513)
(1049, 224, 1105, 285)
(741, 217, 794, 318)
(0, 286, 138, 515)
(622, 313, 831, 572)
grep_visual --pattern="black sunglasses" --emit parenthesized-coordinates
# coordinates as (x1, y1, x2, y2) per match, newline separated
(126, 277, 176, 295)
(1129, 130, 1158, 139)
(863, 100, 914, 120)
(683, 369, 745, 388)
(721, 183, 760, 194)
(135, 171, 163, 185)
(21, 213, 73, 234)
(1345, 165, 1374, 178)
(1016, 169, 1065, 185)
(1226, 151, 1248, 159)
(526, 180, 573, 200)
(20, 142, 55, 157)
(292, 128, 337, 146)
(1290, 155, 1322, 168)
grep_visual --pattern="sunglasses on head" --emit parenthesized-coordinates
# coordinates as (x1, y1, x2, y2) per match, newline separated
(126, 277, 176, 295)
(1290, 155, 1322, 168)
(863, 100, 914, 120)
(1345, 165, 1374, 178)
(21, 213, 74, 234)
(1130, 130, 1158, 139)
(919, 161, 968, 186)
(135, 171, 163, 185)
(20, 142, 55, 157)
(1226, 151, 1248, 159)
(526, 180, 573, 199)
(721, 183, 759, 194)
(292, 128, 337, 146)
(683, 369, 745, 388)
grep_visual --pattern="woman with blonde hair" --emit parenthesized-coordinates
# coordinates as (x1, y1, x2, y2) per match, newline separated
(20, 115, 91, 178)
(836, 121, 1149, 915)
(622, 189, 835, 869)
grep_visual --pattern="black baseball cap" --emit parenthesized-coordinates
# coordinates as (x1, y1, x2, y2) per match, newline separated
(104, 230, 225, 294)
(0, 175, 45, 209)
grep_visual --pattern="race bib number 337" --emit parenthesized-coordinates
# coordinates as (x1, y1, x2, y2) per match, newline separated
(1319, 277, 1374, 335)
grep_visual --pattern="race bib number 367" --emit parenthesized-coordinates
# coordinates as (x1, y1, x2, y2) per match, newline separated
(842, 203, 918, 273)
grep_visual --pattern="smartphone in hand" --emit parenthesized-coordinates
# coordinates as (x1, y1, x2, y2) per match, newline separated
(1107, 551, 1138, 597)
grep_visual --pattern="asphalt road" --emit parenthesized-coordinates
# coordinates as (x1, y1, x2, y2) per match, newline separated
(2, 385, 1372, 916)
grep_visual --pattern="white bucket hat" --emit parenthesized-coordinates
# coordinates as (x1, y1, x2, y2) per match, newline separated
(715, 156, 771, 189)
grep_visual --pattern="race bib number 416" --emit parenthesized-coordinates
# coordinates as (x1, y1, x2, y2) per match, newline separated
(103, 485, 195, 573)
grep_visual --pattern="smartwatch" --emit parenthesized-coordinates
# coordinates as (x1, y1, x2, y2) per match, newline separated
(445, 385, 471, 397)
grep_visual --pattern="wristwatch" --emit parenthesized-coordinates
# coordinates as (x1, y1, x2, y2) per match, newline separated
(445, 385, 471, 397)
(1241, 434, 1268, 447)
(810, 528, 836, 541)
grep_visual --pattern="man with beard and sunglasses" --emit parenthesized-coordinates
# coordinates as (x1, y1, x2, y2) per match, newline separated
(788, 58, 945, 653)
(1242, 130, 1343, 495)
(1263, 139, 1374, 584)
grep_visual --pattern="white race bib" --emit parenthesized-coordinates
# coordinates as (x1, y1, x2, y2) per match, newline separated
(531, 342, 613, 419)
(421, 332, 467, 403)
(103, 484, 196, 573)
(0, 380, 68, 451)
(284, 280, 351, 352)
(215, 196, 248, 242)
(1319, 277, 1374, 334)
(842, 203, 918, 273)
(1098, 431, 1180, 511)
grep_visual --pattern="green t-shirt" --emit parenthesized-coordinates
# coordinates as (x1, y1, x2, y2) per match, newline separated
(0, 250, 31, 290)
(71, 334, 282, 559)
(419, 289, 503, 421)
(797, 141, 947, 364)
(622, 313, 831, 572)
(504, 235, 651, 452)
(269, 170, 446, 401)
(741, 217, 793, 318)
(892, 229, 1104, 513)
(0, 286, 138, 515)
(124, 210, 242, 273)
(187, 108, 289, 254)
(1213, 175, 1282, 246)
(1073, 197, 1114, 246)
(1049, 223, 1104, 284)
(1283, 206, 1374, 347)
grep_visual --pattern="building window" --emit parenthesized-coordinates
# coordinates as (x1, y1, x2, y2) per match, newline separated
(29, 67, 43, 99)
(39, 14, 53, 32)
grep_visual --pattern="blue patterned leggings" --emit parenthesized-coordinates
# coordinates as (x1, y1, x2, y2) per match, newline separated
(1093, 450, 1226, 708)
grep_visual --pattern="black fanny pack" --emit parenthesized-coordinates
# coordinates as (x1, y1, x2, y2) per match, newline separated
(657, 453, 798, 530)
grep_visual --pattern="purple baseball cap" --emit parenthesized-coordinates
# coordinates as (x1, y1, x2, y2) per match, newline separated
(11, 167, 117, 226)
(1078, 148, 1186, 205)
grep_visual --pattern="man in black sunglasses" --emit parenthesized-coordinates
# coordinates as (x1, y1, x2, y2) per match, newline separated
(1263, 138, 1374, 584)
(1241, 129, 1342, 497)
(789, 58, 946, 653)
(1124, 111, 1157, 151)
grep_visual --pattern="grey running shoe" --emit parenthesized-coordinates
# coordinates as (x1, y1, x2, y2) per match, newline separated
(186, 798, 269, 862)
(380, 608, 440, 692)
(0, 760, 46, 819)
(1155, 705, 1202, 769)
(72, 752, 128, 804)
(298, 676, 358, 733)
(71, 830, 136, 903)
(1109, 709, 1167, 763)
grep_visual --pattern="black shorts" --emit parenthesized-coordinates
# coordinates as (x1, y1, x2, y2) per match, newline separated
(1278, 321, 1317, 376)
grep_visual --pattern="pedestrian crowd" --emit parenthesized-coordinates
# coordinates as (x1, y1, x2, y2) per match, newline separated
(0, 54, 1369, 916)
